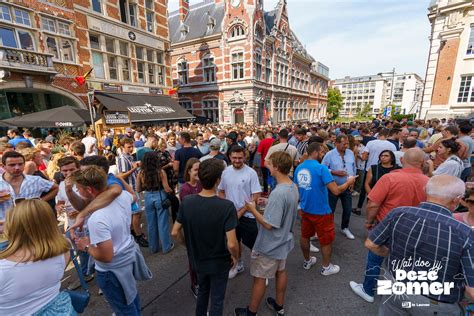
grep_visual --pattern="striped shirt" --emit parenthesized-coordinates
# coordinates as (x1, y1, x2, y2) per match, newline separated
(0, 174, 54, 224)
(296, 140, 308, 157)
(369, 202, 474, 303)
(116, 153, 137, 190)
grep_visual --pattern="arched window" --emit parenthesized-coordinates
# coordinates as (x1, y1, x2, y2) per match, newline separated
(230, 24, 245, 38)
(255, 24, 264, 41)
(177, 59, 188, 85)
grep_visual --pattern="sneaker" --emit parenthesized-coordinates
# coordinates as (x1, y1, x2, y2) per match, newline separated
(135, 234, 149, 248)
(352, 208, 362, 216)
(303, 256, 317, 270)
(310, 243, 320, 253)
(67, 274, 94, 290)
(266, 297, 285, 315)
(341, 228, 355, 240)
(234, 307, 254, 316)
(191, 285, 199, 299)
(349, 281, 374, 303)
(352, 191, 360, 196)
(228, 262, 245, 279)
(98, 288, 103, 295)
(321, 263, 340, 276)
(310, 234, 318, 241)
(163, 243, 175, 254)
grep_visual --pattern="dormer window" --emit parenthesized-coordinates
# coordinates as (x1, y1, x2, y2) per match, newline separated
(180, 24, 189, 39)
(230, 24, 245, 38)
(207, 17, 216, 33)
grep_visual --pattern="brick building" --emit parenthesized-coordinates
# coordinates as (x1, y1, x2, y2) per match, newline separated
(168, 0, 329, 125)
(0, 0, 191, 126)
(420, 0, 474, 119)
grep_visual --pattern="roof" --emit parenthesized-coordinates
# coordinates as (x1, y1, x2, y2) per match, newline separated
(264, 9, 278, 35)
(169, 0, 225, 43)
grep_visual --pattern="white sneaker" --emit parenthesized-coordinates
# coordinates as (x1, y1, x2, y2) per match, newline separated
(349, 281, 374, 303)
(341, 228, 355, 240)
(303, 256, 317, 270)
(321, 263, 340, 276)
(310, 243, 320, 253)
(228, 261, 244, 279)
(352, 191, 360, 196)
(310, 234, 318, 241)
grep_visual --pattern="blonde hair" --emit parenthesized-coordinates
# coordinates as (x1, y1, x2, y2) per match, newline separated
(0, 199, 69, 262)
(18, 147, 40, 161)
(47, 152, 66, 179)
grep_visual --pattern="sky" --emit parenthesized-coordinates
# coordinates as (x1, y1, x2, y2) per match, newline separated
(168, 0, 431, 79)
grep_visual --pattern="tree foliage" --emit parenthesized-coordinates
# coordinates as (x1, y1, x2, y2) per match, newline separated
(327, 87, 344, 120)
(356, 103, 372, 118)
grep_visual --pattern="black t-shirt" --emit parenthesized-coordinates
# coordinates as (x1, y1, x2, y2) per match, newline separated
(362, 136, 376, 146)
(175, 147, 202, 183)
(387, 139, 400, 151)
(178, 195, 238, 274)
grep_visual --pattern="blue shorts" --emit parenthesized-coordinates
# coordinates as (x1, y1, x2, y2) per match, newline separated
(131, 193, 143, 214)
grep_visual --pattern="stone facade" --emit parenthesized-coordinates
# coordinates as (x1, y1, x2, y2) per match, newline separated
(421, 0, 474, 119)
(169, 0, 329, 125)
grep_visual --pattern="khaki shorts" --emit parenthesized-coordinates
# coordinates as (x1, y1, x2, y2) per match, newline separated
(250, 251, 286, 279)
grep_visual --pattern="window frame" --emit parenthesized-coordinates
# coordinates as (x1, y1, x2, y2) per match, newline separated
(92, 0, 102, 14)
(0, 4, 12, 22)
(202, 55, 216, 83)
(229, 24, 245, 39)
(231, 51, 244, 80)
(177, 59, 189, 85)
(457, 75, 474, 103)
(467, 26, 474, 56)
(13, 8, 31, 27)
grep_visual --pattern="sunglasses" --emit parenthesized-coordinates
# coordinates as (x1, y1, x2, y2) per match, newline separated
(14, 197, 41, 204)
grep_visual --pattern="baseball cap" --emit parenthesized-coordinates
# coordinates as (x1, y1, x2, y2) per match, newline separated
(226, 131, 238, 141)
(209, 138, 221, 150)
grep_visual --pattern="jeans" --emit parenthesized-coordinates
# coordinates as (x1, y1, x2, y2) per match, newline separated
(144, 190, 173, 254)
(261, 167, 269, 193)
(461, 166, 472, 182)
(96, 270, 141, 316)
(196, 269, 229, 316)
(362, 250, 385, 297)
(65, 230, 90, 277)
(357, 170, 368, 209)
(328, 189, 352, 230)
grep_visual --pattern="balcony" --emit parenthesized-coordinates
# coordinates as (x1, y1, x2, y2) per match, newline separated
(0, 48, 58, 75)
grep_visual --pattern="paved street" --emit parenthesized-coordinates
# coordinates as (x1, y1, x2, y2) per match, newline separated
(64, 200, 381, 316)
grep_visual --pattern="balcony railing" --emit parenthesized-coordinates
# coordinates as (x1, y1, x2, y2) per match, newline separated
(0, 48, 57, 74)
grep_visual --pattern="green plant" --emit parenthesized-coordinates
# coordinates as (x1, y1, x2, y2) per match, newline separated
(327, 87, 344, 120)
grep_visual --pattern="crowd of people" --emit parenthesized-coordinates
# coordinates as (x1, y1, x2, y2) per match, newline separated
(0, 116, 473, 316)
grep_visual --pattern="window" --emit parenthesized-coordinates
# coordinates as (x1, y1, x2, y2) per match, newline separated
(41, 17, 56, 33)
(255, 24, 264, 41)
(118, 1, 137, 27)
(46, 37, 58, 59)
(60, 39, 74, 62)
(137, 62, 145, 83)
(232, 52, 244, 79)
(92, 0, 102, 13)
(179, 100, 193, 114)
(203, 56, 216, 82)
(230, 25, 245, 38)
(265, 57, 271, 83)
(146, 49, 154, 62)
(157, 66, 164, 85)
(0, 27, 17, 48)
(202, 99, 219, 122)
(457, 75, 473, 103)
(255, 51, 262, 81)
(122, 58, 130, 81)
(467, 26, 474, 55)
(145, 0, 154, 32)
(129, 4, 137, 27)
(0, 5, 11, 22)
(135, 46, 143, 60)
(92, 52, 105, 79)
(148, 64, 155, 84)
(178, 60, 188, 85)
(119, 41, 129, 56)
(89, 34, 100, 50)
(17, 31, 34, 50)
(105, 37, 115, 53)
(14, 9, 30, 27)
(58, 22, 71, 36)
(108, 56, 118, 80)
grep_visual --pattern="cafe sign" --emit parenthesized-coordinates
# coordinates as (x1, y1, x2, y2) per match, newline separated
(127, 103, 175, 114)
(104, 111, 130, 125)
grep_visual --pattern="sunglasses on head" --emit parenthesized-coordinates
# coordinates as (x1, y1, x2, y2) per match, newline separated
(14, 197, 41, 204)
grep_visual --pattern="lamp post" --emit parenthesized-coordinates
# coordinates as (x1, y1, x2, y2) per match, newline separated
(377, 67, 396, 112)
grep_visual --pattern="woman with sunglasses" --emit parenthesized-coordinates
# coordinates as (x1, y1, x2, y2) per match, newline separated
(0, 199, 75, 315)
(455, 189, 474, 228)
(364, 150, 399, 195)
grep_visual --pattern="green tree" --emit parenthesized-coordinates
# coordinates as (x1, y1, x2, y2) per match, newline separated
(356, 103, 372, 118)
(327, 87, 344, 120)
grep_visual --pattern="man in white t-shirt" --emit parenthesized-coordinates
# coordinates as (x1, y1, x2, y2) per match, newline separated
(265, 129, 298, 178)
(81, 129, 98, 157)
(74, 166, 150, 315)
(354, 129, 396, 215)
(218, 146, 261, 279)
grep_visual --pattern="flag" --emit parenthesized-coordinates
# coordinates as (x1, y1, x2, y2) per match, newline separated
(168, 86, 180, 95)
(74, 68, 93, 86)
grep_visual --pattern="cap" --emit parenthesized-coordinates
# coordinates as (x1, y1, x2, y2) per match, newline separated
(226, 131, 238, 141)
(209, 138, 221, 150)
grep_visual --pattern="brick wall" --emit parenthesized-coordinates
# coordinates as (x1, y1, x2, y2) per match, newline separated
(431, 38, 460, 105)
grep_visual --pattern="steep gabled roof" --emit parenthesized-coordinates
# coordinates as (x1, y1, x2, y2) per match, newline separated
(264, 9, 278, 35)
(169, 0, 225, 44)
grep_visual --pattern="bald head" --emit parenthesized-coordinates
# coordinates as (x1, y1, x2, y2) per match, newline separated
(401, 148, 425, 169)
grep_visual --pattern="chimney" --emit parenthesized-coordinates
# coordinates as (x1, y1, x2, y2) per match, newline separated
(179, 0, 189, 22)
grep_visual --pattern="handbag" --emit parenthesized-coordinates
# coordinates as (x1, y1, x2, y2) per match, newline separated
(64, 242, 90, 314)
(159, 189, 172, 209)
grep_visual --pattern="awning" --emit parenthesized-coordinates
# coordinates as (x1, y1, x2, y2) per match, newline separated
(95, 92, 194, 123)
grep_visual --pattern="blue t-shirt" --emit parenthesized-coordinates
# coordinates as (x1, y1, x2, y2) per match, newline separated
(134, 140, 145, 148)
(107, 174, 124, 189)
(8, 137, 33, 148)
(294, 159, 334, 215)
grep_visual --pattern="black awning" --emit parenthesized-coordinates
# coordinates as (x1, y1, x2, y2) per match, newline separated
(95, 92, 194, 123)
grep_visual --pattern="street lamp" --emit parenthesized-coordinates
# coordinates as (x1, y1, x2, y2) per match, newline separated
(377, 67, 396, 105)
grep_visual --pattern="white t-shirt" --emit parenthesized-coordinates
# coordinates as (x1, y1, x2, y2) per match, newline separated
(218, 165, 262, 218)
(82, 136, 98, 157)
(56, 181, 80, 228)
(363, 139, 397, 171)
(88, 191, 134, 271)
(0, 254, 66, 315)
